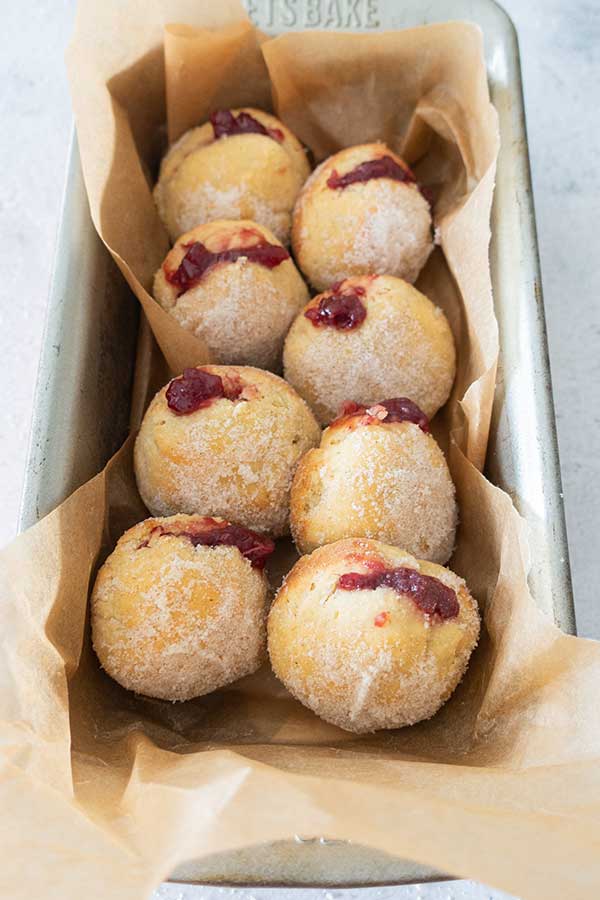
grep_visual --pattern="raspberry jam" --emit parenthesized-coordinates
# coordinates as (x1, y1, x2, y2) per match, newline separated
(166, 237, 289, 296)
(211, 109, 284, 143)
(305, 283, 367, 330)
(327, 154, 432, 206)
(373, 611, 390, 627)
(166, 368, 243, 415)
(338, 565, 459, 620)
(142, 517, 274, 569)
(327, 155, 416, 190)
(332, 398, 430, 432)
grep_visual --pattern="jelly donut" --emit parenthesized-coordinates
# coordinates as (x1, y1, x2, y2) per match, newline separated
(292, 142, 433, 290)
(134, 366, 321, 536)
(154, 108, 310, 243)
(290, 398, 457, 563)
(283, 275, 456, 424)
(91, 515, 274, 701)
(153, 220, 309, 369)
(268, 538, 479, 733)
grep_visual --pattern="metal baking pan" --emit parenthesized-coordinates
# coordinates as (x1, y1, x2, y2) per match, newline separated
(19, 0, 576, 887)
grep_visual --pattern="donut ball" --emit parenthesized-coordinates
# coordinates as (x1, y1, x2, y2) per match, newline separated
(283, 275, 456, 424)
(291, 398, 457, 563)
(154, 108, 310, 243)
(292, 142, 433, 291)
(268, 538, 479, 733)
(134, 365, 321, 536)
(91, 515, 274, 701)
(153, 220, 309, 369)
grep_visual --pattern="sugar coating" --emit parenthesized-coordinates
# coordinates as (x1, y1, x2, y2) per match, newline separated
(283, 275, 456, 424)
(134, 366, 322, 537)
(154, 108, 311, 243)
(291, 419, 457, 563)
(292, 143, 433, 291)
(154, 220, 309, 369)
(268, 539, 480, 733)
(91, 515, 269, 701)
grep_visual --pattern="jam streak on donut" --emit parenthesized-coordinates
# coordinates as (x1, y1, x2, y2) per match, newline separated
(327, 154, 431, 206)
(327, 155, 417, 190)
(166, 237, 290, 297)
(211, 109, 284, 143)
(332, 398, 430, 432)
(305, 282, 367, 330)
(338, 565, 459, 620)
(166, 368, 243, 415)
(140, 517, 275, 569)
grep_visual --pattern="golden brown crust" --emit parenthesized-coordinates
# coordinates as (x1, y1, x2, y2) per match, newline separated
(153, 220, 309, 369)
(134, 366, 321, 536)
(268, 538, 479, 733)
(154, 108, 311, 243)
(283, 275, 456, 424)
(292, 143, 433, 291)
(91, 515, 269, 701)
(290, 419, 457, 562)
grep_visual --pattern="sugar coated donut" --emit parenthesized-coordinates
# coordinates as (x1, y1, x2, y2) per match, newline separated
(292, 143, 433, 290)
(134, 365, 321, 536)
(290, 398, 457, 563)
(283, 275, 455, 424)
(154, 108, 310, 243)
(92, 515, 275, 701)
(154, 220, 308, 369)
(268, 538, 479, 733)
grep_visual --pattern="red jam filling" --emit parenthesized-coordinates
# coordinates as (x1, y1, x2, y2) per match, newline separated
(338, 565, 459, 620)
(332, 398, 430, 432)
(211, 109, 284, 143)
(305, 283, 367, 330)
(327, 155, 416, 190)
(165, 237, 289, 297)
(141, 517, 274, 569)
(327, 155, 431, 206)
(166, 368, 244, 415)
(374, 611, 390, 628)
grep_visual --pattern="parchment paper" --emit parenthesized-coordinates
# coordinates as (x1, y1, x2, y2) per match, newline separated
(1, 3, 600, 899)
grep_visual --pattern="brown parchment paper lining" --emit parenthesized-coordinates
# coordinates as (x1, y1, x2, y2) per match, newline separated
(1, 2, 600, 899)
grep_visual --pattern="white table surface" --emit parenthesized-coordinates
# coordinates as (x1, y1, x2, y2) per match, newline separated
(1, 1, 598, 898)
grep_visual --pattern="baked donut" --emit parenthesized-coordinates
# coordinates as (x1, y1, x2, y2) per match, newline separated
(153, 220, 309, 369)
(268, 538, 479, 733)
(283, 275, 455, 424)
(91, 515, 274, 701)
(292, 142, 433, 291)
(290, 398, 457, 563)
(134, 365, 321, 536)
(154, 108, 310, 243)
